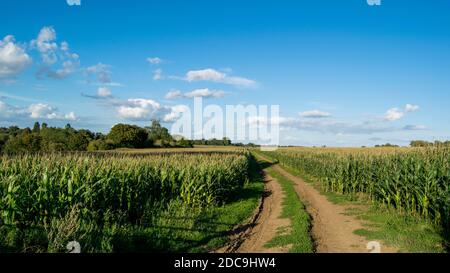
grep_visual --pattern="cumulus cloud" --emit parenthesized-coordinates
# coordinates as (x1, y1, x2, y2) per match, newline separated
(31, 26, 79, 79)
(0, 35, 32, 78)
(147, 57, 163, 64)
(86, 63, 112, 83)
(165, 88, 227, 99)
(83, 86, 113, 99)
(42, 59, 79, 79)
(184, 88, 226, 98)
(299, 110, 331, 118)
(0, 99, 76, 121)
(165, 90, 182, 99)
(116, 99, 164, 120)
(114, 98, 186, 123)
(184, 68, 257, 88)
(32, 26, 58, 65)
(28, 103, 77, 120)
(67, 0, 81, 6)
(384, 108, 404, 121)
(405, 104, 419, 112)
(163, 105, 189, 122)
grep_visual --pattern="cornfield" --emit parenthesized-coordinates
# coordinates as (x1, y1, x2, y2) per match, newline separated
(260, 147, 450, 232)
(0, 151, 253, 252)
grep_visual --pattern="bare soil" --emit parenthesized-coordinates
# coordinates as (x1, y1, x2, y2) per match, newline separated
(271, 164, 398, 253)
(217, 155, 399, 253)
(216, 171, 291, 253)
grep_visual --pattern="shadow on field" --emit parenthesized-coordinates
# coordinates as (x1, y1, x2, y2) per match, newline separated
(112, 159, 273, 253)
(258, 160, 275, 170)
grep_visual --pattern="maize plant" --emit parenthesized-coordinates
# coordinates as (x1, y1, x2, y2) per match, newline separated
(0, 151, 253, 242)
(260, 147, 450, 233)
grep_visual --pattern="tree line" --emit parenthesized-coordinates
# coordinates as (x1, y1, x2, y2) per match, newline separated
(409, 140, 450, 147)
(0, 120, 256, 154)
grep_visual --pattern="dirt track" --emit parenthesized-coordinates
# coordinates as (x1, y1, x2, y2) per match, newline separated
(216, 172, 291, 253)
(220, 155, 398, 253)
(271, 164, 398, 253)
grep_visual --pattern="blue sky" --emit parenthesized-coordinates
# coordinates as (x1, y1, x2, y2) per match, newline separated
(1, 0, 449, 146)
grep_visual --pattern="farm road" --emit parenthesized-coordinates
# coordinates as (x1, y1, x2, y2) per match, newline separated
(230, 154, 399, 253)
(217, 168, 291, 253)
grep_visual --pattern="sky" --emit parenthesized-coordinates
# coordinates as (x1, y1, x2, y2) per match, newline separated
(1, 0, 450, 146)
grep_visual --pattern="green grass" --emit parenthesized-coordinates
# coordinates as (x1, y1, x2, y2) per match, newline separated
(307, 174, 447, 253)
(263, 167, 314, 253)
(353, 207, 446, 253)
(259, 152, 447, 253)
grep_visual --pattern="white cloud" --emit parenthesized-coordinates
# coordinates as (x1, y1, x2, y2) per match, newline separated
(114, 97, 187, 123)
(299, 110, 331, 118)
(86, 63, 112, 83)
(403, 124, 427, 131)
(45, 59, 79, 79)
(0, 100, 20, 118)
(165, 88, 227, 99)
(32, 26, 58, 65)
(0, 100, 77, 121)
(405, 104, 419, 112)
(153, 68, 162, 80)
(0, 35, 32, 78)
(184, 68, 257, 88)
(147, 57, 163, 64)
(247, 116, 297, 126)
(384, 108, 404, 121)
(28, 103, 77, 120)
(64, 111, 77, 120)
(117, 98, 163, 120)
(165, 90, 182, 99)
(60, 41, 69, 52)
(66, 0, 81, 6)
(163, 105, 189, 122)
(184, 88, 226, 98)
(186, 69, 224, 82)
(97, 87, 112, 98)
(32, 26, 80, 79)
(247, 113, 408, 135)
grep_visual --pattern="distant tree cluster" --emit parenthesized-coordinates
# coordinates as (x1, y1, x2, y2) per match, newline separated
(0, 123, 100, 154)
(0, 120, 195, 154)
(191, 138, 259, 147)
(375, 143, 400, 148)
(410, 140, 450, 147)
(0, 119, 264, 154)
(191, 138, 232, 146)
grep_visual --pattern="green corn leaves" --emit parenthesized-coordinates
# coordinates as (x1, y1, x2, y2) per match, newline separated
(261, 147, 450, 233)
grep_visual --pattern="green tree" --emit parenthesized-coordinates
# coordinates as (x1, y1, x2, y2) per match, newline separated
(176, 138, 193, 148)
(222, 137, 231, 146)
(32, 122, 41, 134)
(67, 132, 90, 151)
(3, 129, 42, 153)
(146, 120, 173, 143)
(410, 140, 432, 147)
(87, 139, 115, 151)
(108, 124, 149, 148)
